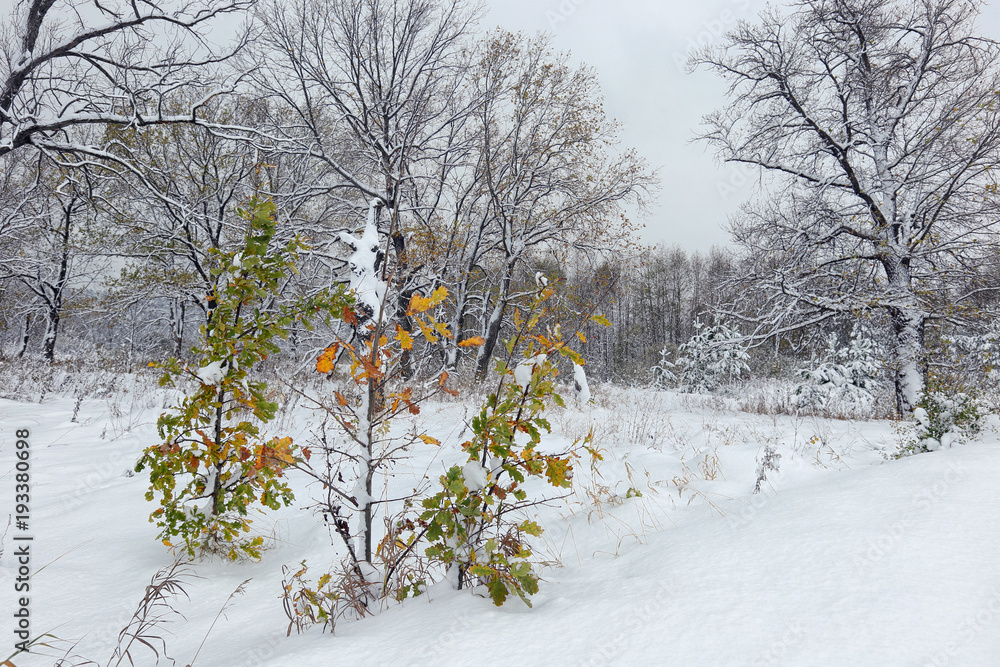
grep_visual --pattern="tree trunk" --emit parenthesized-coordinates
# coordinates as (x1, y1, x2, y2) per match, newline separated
(210, 385, 226, 518)
(883, 254, 926, 417)
(17, 312, 31, 358)
(475, 263, 515, 382)
(445, 277, 471, 370)
(42, 307, 59, 362)
(890, 307, 925, 417)
(42, 196, 74, 362)
(170, 298, 186, 358)
(475, 298, 507, 381)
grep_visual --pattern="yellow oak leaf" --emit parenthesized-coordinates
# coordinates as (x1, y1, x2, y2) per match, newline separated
(417, 319, 438, 342)
(427, 285, 448, 307)
(396, 325, 414, 350)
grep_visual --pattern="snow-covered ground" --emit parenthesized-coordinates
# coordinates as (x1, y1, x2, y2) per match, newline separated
(1, 381, 998, 666)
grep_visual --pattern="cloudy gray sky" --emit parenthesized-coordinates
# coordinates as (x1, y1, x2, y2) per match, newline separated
(483, 0, 1000, 251)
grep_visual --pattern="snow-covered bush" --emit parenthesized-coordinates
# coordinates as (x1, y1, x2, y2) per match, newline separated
(946, 317, 1000, 386)
(897, 389, 983, 457)
(793, 325, 880, 416)
(672, 321, 749, 393)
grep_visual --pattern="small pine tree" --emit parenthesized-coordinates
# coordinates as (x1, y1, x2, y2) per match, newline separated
(674, 320, 749, 393)
(651, 345, 677, 389)
(897, 371, 983, 457)
(946, 317, 1000, 385)
(794, 324, 880, 415)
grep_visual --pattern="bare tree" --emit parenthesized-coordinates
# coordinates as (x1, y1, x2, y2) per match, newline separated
(694, 0, 1000, 414)
(0, 0, 254, 160)
(0, 148, 105, 360)
(244, 0, 479, 245)
(464, 31, 655, 380)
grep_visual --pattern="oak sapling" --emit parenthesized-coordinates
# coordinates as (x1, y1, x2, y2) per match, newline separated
(301, 282, 471, 602)
(136, 197, 351, 560)
(417, 286, 599, 606)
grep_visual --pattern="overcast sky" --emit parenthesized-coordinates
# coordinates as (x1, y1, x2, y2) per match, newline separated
(483, 0, 1000, 251)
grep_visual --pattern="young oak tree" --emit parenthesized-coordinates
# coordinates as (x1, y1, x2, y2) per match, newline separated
(136, 197, 351, 560)
(693, 0, 1000, 414)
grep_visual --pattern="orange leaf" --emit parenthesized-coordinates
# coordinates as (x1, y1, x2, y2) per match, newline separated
(406, 293, 430, 316)
(335, 391, 348, 407)
(406, 286, 449, 315)
(439, 370, 459, 396)
(343, 306, 359, 327)
(418, 434, 441, 446)
(316, 344, 339, 374)
(576, 331, 587, 343)
(458, 336, 486, 348)
(269, 436, 296, 465)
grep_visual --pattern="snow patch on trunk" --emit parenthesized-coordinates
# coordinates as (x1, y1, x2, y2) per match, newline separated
(340, 200, 386, 322)
(573, 362, 591, 403)
(196, 360, 225, 385)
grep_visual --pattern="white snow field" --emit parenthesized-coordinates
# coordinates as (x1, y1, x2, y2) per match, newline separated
(1, 381, 998, 666)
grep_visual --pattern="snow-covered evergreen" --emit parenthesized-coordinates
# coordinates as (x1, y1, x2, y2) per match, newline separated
(902, 389, 984, 455)
(651, 346, 677, 389)
(946, 317, 1000, 384)
(669, 320, 749, 393)
(793, 324, 880, 415)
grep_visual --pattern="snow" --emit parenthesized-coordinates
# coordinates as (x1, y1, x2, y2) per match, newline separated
(195, 359, 225, 385)
(514, 354, 547, 389)
(462, 459, 488, 491)
(573, 362, 591, 403)
(1, 383, 999, 665)
(339, 200, 387, 322)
